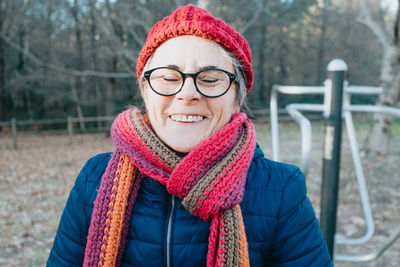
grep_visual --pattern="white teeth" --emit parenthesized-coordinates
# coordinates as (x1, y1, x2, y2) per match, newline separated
(170, 114, 204, 122)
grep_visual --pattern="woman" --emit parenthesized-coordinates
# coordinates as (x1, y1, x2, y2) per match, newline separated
(47, 5, 333, 267)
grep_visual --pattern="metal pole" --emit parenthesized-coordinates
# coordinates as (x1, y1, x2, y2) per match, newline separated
(68, 116, 73, 145)
(320, 59, 347, 259)
(11, 118, 17, 150)
(270, 86, 280, 161)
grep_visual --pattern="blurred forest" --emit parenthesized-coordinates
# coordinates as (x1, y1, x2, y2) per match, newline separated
(0, 0, 398, 122)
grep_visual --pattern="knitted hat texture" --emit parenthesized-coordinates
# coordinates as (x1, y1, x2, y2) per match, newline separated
(136, 4, 253, 93)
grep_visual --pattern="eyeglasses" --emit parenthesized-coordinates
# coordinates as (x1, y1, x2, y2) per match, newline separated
(143, 67, 237, 98)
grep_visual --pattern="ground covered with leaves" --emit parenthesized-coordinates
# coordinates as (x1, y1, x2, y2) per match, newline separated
(0, 120, 399, 266)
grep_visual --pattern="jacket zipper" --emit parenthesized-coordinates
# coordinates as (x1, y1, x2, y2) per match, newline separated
(166, 195, 176, 267)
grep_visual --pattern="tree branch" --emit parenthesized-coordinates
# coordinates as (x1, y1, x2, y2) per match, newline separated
(239, 0, 264, 34)
(394, 0, 400, 44)
(357, 0, 390, 47)
(0, 31, 134, 78)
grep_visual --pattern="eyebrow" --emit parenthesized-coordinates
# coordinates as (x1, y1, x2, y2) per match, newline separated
(166, 64, 218, 71)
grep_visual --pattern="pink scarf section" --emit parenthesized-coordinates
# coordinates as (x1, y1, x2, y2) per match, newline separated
(83, 107, 256, 266)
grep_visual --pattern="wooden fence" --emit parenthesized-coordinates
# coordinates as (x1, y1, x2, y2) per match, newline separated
(0, 116, 114, 149)
(0, 109, 324, 150)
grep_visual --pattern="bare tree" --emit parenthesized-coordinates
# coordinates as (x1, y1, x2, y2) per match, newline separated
(70, 0, 86, 129)
(0, 0, 6, 121)
(89, 0, 102, 120)
(315, 0, 330, 85)
(0, 0, 390, 126)
(359, 0, 400, 156)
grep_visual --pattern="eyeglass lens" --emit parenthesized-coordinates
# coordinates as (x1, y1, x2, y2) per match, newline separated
(148, 68, 231, 97)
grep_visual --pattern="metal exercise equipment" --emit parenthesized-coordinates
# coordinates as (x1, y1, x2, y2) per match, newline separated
(320, 60, 347, 257)
(270, 60, 400, 262)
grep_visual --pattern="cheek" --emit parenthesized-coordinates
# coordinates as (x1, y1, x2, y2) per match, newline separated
(233, 102, 240, 114)
(140, 84, 149, 106)
(142, 86, 159, 110)
(210, 96, 239, 127)
(222, 92, 239, 116)
(142, 89, 171, 127)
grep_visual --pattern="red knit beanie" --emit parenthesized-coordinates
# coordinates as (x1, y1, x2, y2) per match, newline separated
(136, 4, 253, 93)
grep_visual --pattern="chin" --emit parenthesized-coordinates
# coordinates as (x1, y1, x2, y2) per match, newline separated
(167, 139, 201, 153)
(170, 144, 195, 153)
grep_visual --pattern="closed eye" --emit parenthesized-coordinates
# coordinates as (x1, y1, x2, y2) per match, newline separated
(200, 78, 219, 83)
(164, 77, 180, 82)
(162, 74, 181, 82)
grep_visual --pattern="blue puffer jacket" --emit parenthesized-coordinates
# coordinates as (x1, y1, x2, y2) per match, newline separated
(47, 144, 332, 266)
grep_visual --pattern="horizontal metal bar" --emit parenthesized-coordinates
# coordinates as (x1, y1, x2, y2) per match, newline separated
(273, 84, 382, 96)
(335, 225, 400, 262)
(345, 86, 382, 95)
(285, 103, 325, 112)
(272, 84, 325, 94)
(346, 105, 400, 117)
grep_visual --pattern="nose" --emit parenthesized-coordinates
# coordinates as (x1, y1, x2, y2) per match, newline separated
(175, 76, 201, 102)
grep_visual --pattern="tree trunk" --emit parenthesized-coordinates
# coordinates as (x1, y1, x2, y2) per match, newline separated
(278, 25, 288, 83)
(361, 0, 400, 156)
(17, 29, 34, 120)
(70, 76, 85, 130)
(364, 44, 400, 155)
(105, 57, 117, 118)
(71, 0, 85, 130)
(0, 32, 5, 121)
(23, 89, 33, 120)
(104, 56, 117, 136)
(0, 0, 6, 122)
(46, 0, 53, 60)
(315, 0, 329, 85)
(89, 0, 101, 122)
(257, 23, 267, 107)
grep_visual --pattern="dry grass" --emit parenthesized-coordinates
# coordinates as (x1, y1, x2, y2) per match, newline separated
(0, 120, 399, 266)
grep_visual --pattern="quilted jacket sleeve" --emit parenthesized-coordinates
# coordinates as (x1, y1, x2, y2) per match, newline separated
(266, 168, 333, 266)
(46, 154, 109, 266)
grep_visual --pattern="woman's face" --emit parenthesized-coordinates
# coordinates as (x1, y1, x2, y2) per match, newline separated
(141, 36, 240, 153)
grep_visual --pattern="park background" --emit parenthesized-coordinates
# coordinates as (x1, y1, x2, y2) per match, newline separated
(0, 0, 399, 266)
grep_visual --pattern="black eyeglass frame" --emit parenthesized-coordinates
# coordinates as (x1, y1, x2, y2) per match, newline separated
(143, 67, 237, 98)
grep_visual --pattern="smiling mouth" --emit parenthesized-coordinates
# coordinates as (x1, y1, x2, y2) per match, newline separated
(170, 114, 204, 122)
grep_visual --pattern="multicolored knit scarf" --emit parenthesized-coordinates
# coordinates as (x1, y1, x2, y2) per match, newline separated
(83, 107, 256, 267)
